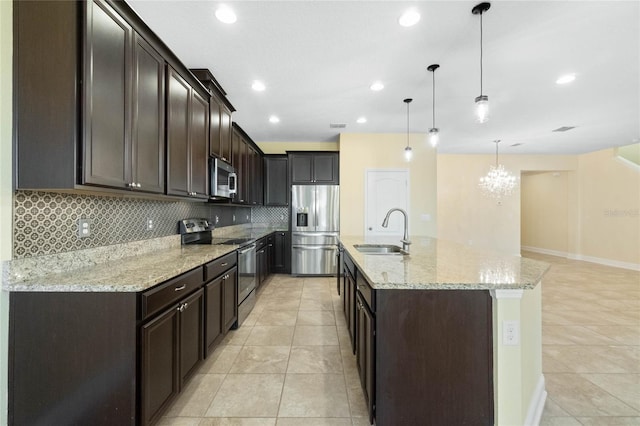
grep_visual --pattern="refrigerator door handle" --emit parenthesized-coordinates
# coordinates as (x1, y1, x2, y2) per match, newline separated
(293, 232, 338, 237)
(292, 245, 337, 250)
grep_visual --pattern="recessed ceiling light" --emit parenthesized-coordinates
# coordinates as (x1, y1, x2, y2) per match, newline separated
(370, 81, 384, 91)
(356, 117, 367, 124)
(251, 80, 266, 91)
(269, 115, 280, 124)
(556, 73, 576, 85)
(215, 6, 237, 24)
(398, 9, 421, 27)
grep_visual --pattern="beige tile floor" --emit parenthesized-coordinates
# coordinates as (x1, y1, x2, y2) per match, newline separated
(160, 254, 640, 426)
(159, 274, 371, 426)
(526, 252, 640, 426)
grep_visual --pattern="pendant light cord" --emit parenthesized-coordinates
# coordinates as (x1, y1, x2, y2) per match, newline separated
(432, 71, 436, 127)
(406, 102, 410, 147)
(480, 12, 484, 96)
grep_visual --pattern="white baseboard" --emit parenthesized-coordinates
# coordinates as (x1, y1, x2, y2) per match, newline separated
(568, 253, 640, 272)
(524, 374, 547, 426)
(521, 246, 568, 258)
(521, 246, 640, 272)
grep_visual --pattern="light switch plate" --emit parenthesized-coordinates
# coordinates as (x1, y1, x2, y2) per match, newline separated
(503, 320, 520, 346)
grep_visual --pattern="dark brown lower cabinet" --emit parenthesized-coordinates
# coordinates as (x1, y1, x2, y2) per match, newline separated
(345, 267, 356, 354)
(8, 292, 137, 426)
(205, 276, 224, 352)
(272, 231, 291, 274)
(141, 288, 204, 425)
(223, 267, 238, 330)
(206, 266, 238, 353)
(356, 292, 375, 424)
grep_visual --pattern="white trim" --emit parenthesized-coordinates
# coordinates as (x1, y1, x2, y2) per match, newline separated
(521, 246, 568, 258)
(521, 246, 640, 272)
(524, 374, 547, 426)
(490, 289, 524, 299)
(569, 253, 640, 272)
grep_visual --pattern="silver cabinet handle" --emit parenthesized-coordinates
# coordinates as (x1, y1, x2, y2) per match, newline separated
(175, 285, 186, 291)
(184, 302, 188, 309)
(136, 183, 141, 188)
(221, 262, 228, 267)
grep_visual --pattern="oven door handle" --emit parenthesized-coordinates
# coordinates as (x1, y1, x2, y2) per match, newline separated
(238, 244, 256, 254)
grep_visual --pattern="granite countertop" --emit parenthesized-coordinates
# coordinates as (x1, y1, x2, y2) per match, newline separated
(4, 227, 286, 293)
(339, 235, 550, 291)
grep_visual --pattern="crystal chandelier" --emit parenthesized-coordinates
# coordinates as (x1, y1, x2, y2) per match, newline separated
(479, 140, 518, 199)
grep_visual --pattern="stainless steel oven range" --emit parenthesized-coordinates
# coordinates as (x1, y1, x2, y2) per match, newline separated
(178, 219, 257, 326)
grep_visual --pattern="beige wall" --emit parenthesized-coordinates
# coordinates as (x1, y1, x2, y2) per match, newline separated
(438, 149, 639, 268)
(521, 172, 570, 254)
(0, 1, 13, 423)
(257, 141, 339, 154)
(577, 148, 640, 266)
(338, 133, 437, 237)
(437, 154, 576, 254)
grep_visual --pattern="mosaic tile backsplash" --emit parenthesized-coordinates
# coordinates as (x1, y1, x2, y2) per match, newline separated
(13, 191, 288, 258)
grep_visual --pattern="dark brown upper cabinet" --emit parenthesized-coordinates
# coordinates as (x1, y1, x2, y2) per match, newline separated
(15, 0, 165, 194)
(166, 66, 209, 199)
(264, 155, 288, 206)
(190, 69, 236, 164)
(231, 123, 264, 206)
(14, 0, 206, 199)
(289, 152, 339, 184)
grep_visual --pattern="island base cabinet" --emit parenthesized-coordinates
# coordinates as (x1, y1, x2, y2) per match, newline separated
(356, 292, 375, 424)
(375, 290, 494, 425)
(8, 292, 137, 426)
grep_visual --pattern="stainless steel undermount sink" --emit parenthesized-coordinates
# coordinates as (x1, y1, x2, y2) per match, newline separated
(353, 244, 409, 255)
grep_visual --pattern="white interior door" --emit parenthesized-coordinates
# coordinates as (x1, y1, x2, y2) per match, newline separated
(365, 169, 409, 237)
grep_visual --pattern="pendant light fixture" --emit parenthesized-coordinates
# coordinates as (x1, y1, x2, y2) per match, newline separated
(472, 2, 491, 123)
(403, 98, 413, 161)
(427, 64, 440, 147)
(478, 140, 518, 199)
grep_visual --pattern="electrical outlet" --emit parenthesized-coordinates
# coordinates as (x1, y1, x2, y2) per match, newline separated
(232, 214, 236, 222)
(280, 214, 285, 221)
(503, 320, 520, 346)
(246, 214, 249, 220)
(215, 215, 219, 224)
(77, 219, 90, 238)
(146, 218, 154, 231)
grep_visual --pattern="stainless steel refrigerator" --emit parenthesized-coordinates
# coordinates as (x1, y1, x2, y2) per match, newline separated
(291, 185, 340, 275)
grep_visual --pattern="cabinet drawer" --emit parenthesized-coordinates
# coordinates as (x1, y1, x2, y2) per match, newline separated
(204, 251, 237, 281)
(356, 273, 375, 312)
(255, 237, 267, 251)
(142, 267, 203, 320)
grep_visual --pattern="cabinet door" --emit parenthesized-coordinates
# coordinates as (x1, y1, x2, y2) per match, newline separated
(141, 305, 179, 426)
(179, 289, 204, 384)
(356, 292, 375, 424)
(205, 276, 223, 353)
(132, 33, 165, 194)
(209, 98, 222, 159)
(346, 270, 356, 354)
(273, 232, 290, 274)
(223, 267, 238, 331)
(220, 105, 232, 162)
(231, 129, 244, 202)
(83, 0, 131, 188)
(190, 90, 209, 198)
(313, 153, 339, 184)
(290, 154, 313, 184)
(166, 67, 190, 197)
(239, 138, 249, 204)
(264, 156, 288, 206)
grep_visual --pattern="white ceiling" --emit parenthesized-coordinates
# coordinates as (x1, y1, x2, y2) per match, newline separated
(128, 0, 640, 155)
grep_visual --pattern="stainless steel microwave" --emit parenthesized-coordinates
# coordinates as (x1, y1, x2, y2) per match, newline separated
(210, 158, 237, 199)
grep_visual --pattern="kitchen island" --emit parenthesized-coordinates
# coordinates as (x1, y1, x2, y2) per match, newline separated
(339, 235, 550, 426)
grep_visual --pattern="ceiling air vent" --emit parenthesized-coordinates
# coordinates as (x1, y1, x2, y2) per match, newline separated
(329, 123, 347, 129)
(511, 143, 524, 147)
(552, 126, 576, 132)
